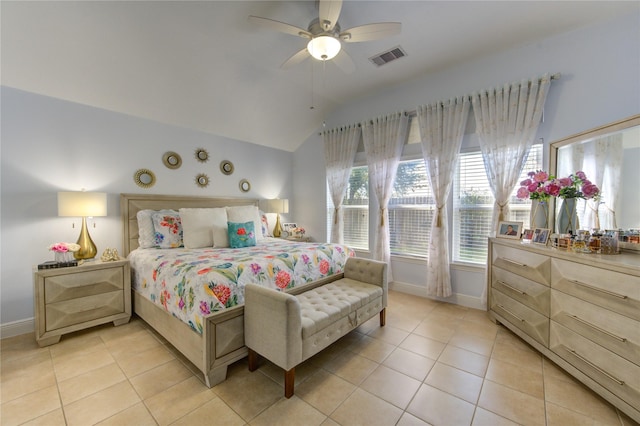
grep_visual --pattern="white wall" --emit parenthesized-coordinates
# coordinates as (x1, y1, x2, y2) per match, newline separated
(293, 12, 640, 307)
(0, 87, 293, 331)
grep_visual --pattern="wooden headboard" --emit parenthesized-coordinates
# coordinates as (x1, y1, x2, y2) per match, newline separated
(120, 193, 259, 256)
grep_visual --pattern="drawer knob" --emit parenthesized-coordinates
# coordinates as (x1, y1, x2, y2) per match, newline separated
(569, 348, 625, 385)
(570, 315, 627, 342)
(497, 280, 526, 295)
(497, 304, 525, 323)
(569, 280, 628, 299)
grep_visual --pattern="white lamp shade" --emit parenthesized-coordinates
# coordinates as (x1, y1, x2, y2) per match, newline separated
(264, 199, 289, 214)
(58, 192, 107, 217)
(307, 36, 341, 60)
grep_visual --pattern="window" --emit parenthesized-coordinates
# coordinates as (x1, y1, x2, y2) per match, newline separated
(389, 159, 434, 257)
(453, 144, 543, 264)
(327, 165, 369, 250)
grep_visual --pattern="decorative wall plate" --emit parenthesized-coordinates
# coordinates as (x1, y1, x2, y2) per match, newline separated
(162, 151, 182, 169)
(220, 160, 234, 175)
(195, 173, 210, 188)
(239, 179, 251, 193)
(195, 148, 209, 163)
(134, 169, 156, 189)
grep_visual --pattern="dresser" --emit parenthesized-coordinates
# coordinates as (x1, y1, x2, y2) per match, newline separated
(488, 238, 640, 422)
(34, 259, 131, 347)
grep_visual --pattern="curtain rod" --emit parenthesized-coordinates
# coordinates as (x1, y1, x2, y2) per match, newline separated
(320, 73, 561, 135)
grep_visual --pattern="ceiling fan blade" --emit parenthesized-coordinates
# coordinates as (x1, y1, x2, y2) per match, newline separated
(281, 47, 310, 69)
(318, 0, 342, 31)
(332, 49, 355, 74)
(248, 15, 311, 39)
(340, 22, 401, 43)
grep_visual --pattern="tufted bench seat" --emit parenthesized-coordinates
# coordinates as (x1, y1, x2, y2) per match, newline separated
(244, 257, 387, 398)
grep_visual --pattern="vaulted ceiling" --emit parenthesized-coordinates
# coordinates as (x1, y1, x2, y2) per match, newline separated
(2, 1, 637, 152)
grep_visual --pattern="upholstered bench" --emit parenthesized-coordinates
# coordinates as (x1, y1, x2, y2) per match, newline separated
(244, 257, 387, 398)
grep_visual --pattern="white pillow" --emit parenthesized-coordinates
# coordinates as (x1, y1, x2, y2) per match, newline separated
(226, 205, 263, 242)
(136, 209, 177, 248)
(180, 208, 228, 249)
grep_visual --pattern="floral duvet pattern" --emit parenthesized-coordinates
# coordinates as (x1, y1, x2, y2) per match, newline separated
(129, 238, 354, 333)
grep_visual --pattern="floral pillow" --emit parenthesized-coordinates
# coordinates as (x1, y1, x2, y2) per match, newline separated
(152, 212, 183, 248)
(137, 209, 178, 248)
(227, 221, 256, 248)
(259, 210, 272, 237)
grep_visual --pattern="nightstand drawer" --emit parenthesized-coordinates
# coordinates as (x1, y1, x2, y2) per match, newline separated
(44, 267, 124, 304)
(45, 291, 124, 331)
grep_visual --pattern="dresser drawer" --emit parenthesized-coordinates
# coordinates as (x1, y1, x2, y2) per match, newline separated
(492, 266, 550, 315)
(45, 291, 124, 331)
(551, 259, 640, 321)
(551, 290, 640, 366)
(491, 244, 550, 285)
(551, 322, 640, 409)
(491, 289, 549, 347)
(44, 267, 125, 304)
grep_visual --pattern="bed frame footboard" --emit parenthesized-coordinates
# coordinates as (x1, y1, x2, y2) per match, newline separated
(133, 291, 247, 387)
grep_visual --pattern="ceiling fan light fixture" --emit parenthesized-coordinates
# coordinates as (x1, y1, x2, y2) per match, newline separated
(307, 35, 341, 60)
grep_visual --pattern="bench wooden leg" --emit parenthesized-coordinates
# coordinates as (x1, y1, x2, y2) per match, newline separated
(248, 348, 259, 372)
(284, 368, 295, 398)
(380, 308, 386, 327)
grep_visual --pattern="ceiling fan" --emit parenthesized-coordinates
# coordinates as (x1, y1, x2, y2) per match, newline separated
(249, 0, 401, 73)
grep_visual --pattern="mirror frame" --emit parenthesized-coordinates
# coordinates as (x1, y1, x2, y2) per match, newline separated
(134, 168, 156, 189)
(239, 179, 251, 193)
(220, 160, 234, 175)
(195, 148, 209, 163)
(162, 151, 182, 169)
(195, 173, 210, 188)
(549, 114, 640, 241)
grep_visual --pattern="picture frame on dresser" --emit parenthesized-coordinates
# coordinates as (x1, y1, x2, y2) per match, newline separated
(533, 228, 550, 245)
(522, 229, 534, 243)
(496, 221, 522, 239)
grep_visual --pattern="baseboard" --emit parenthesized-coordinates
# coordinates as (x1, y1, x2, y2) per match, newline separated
(1, 318, 34, 339)
(390, 281, 486, 311)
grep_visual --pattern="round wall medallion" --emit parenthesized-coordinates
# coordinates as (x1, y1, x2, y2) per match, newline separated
(195, 148, 209, 163)
(134, 168, 156, 189)
(162, 151, 182, 169)
(220, 160, 234, 175)
(239, 179, 251, 193)
(195, 173, 210, 188)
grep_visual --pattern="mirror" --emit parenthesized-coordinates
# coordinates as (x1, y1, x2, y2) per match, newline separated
(195, 148, 209, 163)
(134, 168, 156, 189)
(239, 179, 251, 193)
(220, 160, 234, 175)
(195, 173, 210, 188)
(550, 114, 640, 236)
(162, 151, 182, 169)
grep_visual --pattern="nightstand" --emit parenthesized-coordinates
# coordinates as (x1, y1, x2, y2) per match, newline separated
(33, 258, 131, 347)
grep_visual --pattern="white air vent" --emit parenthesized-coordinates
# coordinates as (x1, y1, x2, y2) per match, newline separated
(369, 46, 407, 67)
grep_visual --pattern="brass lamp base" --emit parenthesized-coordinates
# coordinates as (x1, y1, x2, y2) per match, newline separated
(273, 214, 283, 238)
(74, 217, 98, 260)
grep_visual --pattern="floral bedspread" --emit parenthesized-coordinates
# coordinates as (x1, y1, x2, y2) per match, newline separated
(128, 238, 354, 333)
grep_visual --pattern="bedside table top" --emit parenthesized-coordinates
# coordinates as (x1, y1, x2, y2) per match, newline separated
(34, 258, 129, 275)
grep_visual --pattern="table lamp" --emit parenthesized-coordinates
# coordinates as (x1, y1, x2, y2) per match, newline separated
(58, 191, 107, 260)
(265, 199, 289, 238)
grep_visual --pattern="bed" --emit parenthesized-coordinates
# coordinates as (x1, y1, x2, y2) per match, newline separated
(121, 193, 354, 387)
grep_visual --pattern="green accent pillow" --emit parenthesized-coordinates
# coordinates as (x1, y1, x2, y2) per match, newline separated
(228, 221, 257, 248)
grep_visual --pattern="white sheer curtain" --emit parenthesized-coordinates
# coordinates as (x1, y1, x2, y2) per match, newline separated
(362, 112, 409, 282)
(471, 74, 551, 233)
(417, 97, 470, 298)
(324, 125, 361, 244)
(472, 74, 551, 308)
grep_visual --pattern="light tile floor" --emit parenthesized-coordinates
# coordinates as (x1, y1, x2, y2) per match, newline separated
(1, 291, 638, 426)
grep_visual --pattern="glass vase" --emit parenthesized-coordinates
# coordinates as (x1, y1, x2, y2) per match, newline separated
(557, 198, 579, 234)
(530, 199, 549, 229)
